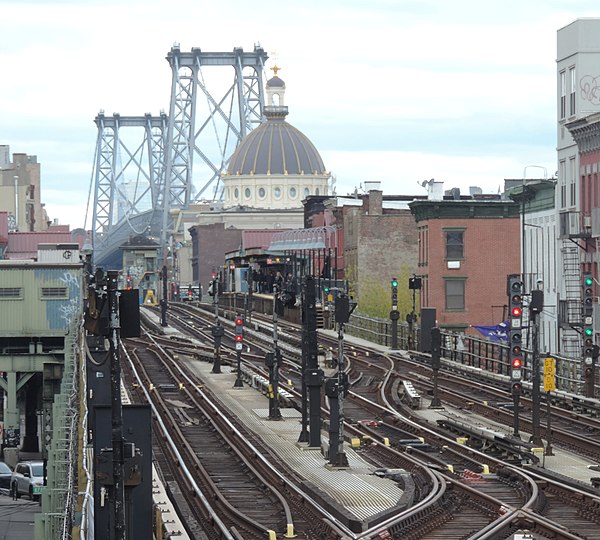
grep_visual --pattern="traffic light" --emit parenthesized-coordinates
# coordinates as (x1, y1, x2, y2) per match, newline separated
(508, 275, 524, 394)
(391, 278, 398, 310)
(235, 316, 244, 345)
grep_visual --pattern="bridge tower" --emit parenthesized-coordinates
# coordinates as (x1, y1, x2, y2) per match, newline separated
(90, 45, 268, 265)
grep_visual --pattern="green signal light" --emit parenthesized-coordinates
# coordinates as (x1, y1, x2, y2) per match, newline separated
(324, 287, 329, 293)
(391, 279, 398, 288)
(585, 277, 593, 286)
(585, 328, 594, 336)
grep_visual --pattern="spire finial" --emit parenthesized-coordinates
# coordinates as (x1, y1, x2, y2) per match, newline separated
(271, 64, 281, 77)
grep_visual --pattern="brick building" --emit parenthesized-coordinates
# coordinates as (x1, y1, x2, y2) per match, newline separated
(305, 183, 421, 318)
(409, 184, 520, 332)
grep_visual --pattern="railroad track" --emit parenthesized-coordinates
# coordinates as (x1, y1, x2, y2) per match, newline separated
(140, 302, 600, 537)
(121, 332, 347, 539)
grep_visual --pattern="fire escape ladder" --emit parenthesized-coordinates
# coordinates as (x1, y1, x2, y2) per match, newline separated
(561, 241, 582, 357)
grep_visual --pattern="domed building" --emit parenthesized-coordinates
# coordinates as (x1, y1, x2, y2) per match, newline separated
(221, 67, 330, 209)
(180, 66, 333, 289)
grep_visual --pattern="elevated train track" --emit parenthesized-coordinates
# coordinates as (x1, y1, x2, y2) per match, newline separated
(131, 300, 600, 538)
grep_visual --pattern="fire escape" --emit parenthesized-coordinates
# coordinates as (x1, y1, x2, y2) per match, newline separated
(559, 210, 592, 357)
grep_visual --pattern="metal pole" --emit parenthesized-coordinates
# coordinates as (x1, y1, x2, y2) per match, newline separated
(531, 310, 542, 445)
(298, 277, 310, 443)
(107, 270, 126, 540)
(269, 284, 282, 419)
(512, 393, 520, 438)
(409, 287, 416, 349)
(545, 391, 554, 456)
(160, 265, 168, 327)
(333, 321, 349, 467)
(212, 279, 222, 374)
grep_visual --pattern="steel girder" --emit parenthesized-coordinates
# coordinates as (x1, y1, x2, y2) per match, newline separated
(91, 112, 167, 255)
(164, 45, 268, 205)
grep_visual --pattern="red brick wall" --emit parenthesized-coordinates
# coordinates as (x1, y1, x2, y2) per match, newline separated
(424, 216, 520, 328)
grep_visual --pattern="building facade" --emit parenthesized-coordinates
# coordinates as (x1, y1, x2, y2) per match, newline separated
(0, 146, 50, 233)
(556, 19, 600, 357)
(409, 185, 520, 332)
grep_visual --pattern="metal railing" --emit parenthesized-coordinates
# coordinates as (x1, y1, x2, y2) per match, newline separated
(34, 322, 80, 539)
(345, 313, 588, 396)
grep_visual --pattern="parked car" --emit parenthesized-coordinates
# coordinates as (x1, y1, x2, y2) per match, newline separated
(0, 461, 12, 493)
(10, 461, 44, 500)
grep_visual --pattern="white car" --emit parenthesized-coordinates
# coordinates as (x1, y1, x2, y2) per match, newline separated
(10, 461, 44, 500)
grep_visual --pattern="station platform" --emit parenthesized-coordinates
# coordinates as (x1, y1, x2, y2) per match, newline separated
(190, 361, 405, 526)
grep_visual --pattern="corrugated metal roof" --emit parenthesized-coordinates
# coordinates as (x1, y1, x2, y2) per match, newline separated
(7, 231, 73, 257)
(242, 229, 290, 250)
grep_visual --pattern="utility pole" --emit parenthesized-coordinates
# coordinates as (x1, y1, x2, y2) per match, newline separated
(107, 270, 126, 540)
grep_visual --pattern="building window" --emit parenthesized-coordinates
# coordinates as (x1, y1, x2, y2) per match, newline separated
(559, 160, 566, 209)
(41, 287, 68, 299)
(560, 70, 566, 120)
(274, 186, 282, 198)
(445, 278, 465, 310)
(315, 188, 320, 196)
(569, 157, 576, 207)
(234, 187, 239, 200)
(0, 287, 22, 299)
(258, 187, 266, 199)
(304, 187, 310, 198)
(569, 67, 576, 116)
(445, 229, 464, 259)
(244, 187, 251, 199)
(289, 187, 297, 198)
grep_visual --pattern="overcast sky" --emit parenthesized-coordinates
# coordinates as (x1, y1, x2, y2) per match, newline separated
(1, 0, 599, 229)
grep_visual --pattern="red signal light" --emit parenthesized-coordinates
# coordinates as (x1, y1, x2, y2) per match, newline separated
(235, 335, 243, 342)
(235, 318, 243, 325)
(512, 358, 522, 369)
(511, 307, 522, 317)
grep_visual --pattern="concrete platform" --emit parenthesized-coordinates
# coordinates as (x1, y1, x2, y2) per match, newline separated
(413, 397, 600, 486)
(188, 361, 405, 524)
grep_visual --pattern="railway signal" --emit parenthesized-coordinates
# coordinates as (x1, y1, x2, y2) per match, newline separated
(235, 316, 244, 347)
(234, 315, 244, 388)
(582, 272, 595, 397)
(391, 278, 398, 310)
(508, 275, 524, 395)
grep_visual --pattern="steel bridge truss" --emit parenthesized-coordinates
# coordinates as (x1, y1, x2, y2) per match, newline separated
(164, 44, 268, 205)
(91, 45, 268, 262)
(92, 113, 168, 254)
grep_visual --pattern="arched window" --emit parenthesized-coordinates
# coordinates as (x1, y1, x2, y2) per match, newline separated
(244, 187, 251, 199)
(289, 187, 297, 198)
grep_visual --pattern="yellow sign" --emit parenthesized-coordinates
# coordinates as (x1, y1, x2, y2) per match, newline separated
(543, 357, 556, 392)
(544, 374, 556, 392)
